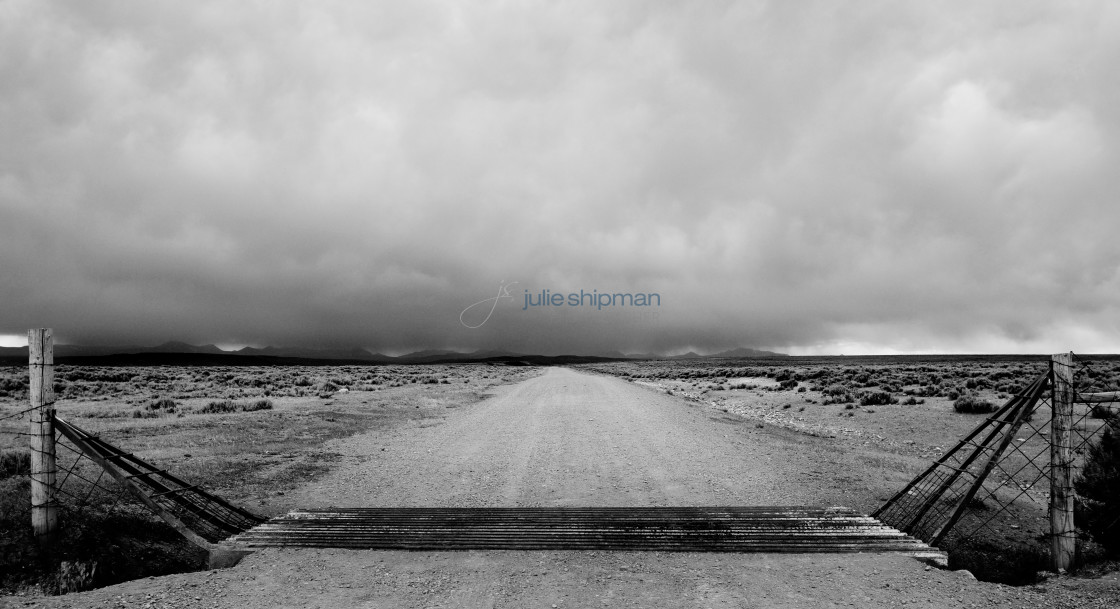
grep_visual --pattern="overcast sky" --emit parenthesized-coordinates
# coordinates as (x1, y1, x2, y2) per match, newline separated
(1, 1, 1118, 355)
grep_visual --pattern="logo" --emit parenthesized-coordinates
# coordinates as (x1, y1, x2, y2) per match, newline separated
(459, 281, 518, 328)
(460, 282, 662, 329)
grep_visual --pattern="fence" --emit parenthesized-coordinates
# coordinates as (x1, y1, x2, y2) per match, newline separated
(0, 329, 262, 567)
(874, 352, 1118, 572)
(2, 330, 1118, 572)
(1, 330, 163, 560)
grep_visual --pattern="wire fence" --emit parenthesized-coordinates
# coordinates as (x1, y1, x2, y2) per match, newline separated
(2, 363, 264, 554)
(1, 364, 143, 537)
(874, 371, 1049, 544)
(875, 354, 1118, 564)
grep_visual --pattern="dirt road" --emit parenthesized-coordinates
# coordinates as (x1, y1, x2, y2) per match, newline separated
(15, 368, 1114, 608)
(289, 366, 802, 509)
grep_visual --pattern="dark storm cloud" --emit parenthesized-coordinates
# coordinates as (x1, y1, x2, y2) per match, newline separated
(1, 1, 1118, 354)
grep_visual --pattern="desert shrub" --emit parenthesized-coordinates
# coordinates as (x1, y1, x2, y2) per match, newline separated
(1075, 416, 1120, 554)
(0, 377, 27, 391)
(148, 398, 176, 411)
(197, 398, 272, 414)
(0, 450, 30, 480)
(778, 379, 798, 390)
(953, 394, 995, 414)
(242, 399, 273, 412)
(197, 400, 237, 414)
(995, 378, 1021, 392)
(859, 391, 896, 406)
(821, 384, 855, 405)
(987, 370, 1014, 382)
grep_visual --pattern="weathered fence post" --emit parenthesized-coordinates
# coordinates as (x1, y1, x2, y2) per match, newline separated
(1050, 352, 1075, 571)
(29, 328, 58, 549)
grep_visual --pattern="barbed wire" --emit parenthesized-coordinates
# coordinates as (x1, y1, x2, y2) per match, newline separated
(0, 405, 41, 423)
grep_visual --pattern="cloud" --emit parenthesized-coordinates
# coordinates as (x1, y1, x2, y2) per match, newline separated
(1, 1, 1118, 354)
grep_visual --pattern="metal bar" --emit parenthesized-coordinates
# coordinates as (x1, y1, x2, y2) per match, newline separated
(885, 372, 1047, 534)
(53, 417, 263, 545)
(930, 377, 1047, 546)
(219, 507, 942, 558)
(81, 433, 263, 523)
(53, 416, 216, 551)
(872, 371, 1047, 520)
(148, 485, 201, 499)
(78, 431, 264, 526)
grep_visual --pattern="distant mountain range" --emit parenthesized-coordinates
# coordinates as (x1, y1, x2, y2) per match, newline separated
(612, 347, 789, 360)
(0, 341, 787, 364)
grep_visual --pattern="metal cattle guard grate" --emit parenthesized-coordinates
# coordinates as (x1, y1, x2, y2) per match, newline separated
(219, 506, 945, 559)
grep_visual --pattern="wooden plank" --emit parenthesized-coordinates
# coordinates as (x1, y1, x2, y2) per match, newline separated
(1077, 392, 1120, 403)
(28, 328, 57, 548)
(1050, 352, 1075, 571)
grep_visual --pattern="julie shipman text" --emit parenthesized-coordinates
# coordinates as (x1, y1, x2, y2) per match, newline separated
(522, 289, 661, 311)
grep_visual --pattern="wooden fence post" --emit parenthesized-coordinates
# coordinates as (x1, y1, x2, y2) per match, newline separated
(1050, 352, 1075, 572)
(29, 328, 58, 549)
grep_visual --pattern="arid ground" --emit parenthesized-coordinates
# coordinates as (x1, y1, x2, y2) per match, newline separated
(1, 361, 1118, 608)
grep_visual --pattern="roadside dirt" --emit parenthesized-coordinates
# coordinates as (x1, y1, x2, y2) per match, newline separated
(7, 367, 1119, 608)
